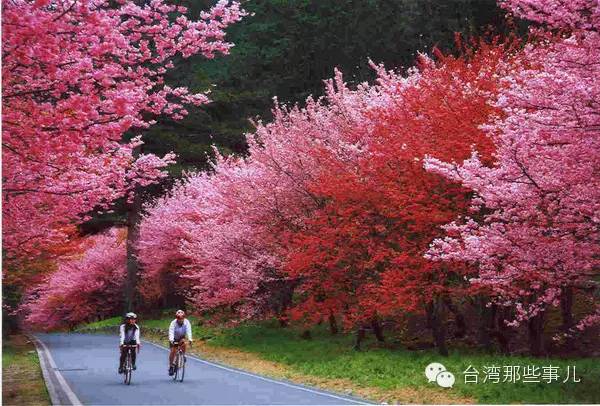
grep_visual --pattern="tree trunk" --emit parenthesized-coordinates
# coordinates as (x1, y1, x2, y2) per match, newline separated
(328, 313, 338, 335)
(124, 186, 142, 313)
(494, 309, 511, 355)
(371, 318, 385, 342)
(278, 315, 289, 327)
(426, 299, 448, 356)
(443, 296, 466, 338)
(477, 298, 494, 350)
(353, 327, 366, 351)
(560, 286, 574, 350)
(561, 286, 574, 331)
(527, 312, 545, 356)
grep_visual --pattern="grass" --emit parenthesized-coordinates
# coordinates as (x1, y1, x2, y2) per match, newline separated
(2, 335, 51, 406)
(77, 317, 600, 404)
(80, 314, 199, 331)
(207, 323, 600, 404)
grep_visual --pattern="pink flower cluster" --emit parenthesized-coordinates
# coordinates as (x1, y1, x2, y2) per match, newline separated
(425, 0, 600, 328)
(137, 71, 383, 320)
(2, 0, 245, 259)
(23, 228, 127, 330)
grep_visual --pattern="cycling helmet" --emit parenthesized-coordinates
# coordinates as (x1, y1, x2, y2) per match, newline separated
(125, 312, 137, 319)
(175, 309, 185, 318)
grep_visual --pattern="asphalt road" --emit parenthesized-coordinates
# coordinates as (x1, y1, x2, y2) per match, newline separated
(34, 333, 367, 405)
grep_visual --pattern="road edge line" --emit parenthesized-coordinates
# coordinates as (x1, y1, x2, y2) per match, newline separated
(29, 334, 61, 405)
(143, 339, 371, 405)
(31, 335, 83, 406)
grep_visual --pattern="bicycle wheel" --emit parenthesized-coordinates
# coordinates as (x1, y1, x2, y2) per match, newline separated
(178, 352, 185, 382)
(172, 352, 179, 381)
(124, 350, 132, 385)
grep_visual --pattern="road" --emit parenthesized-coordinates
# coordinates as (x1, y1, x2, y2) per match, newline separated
(34, 333, 368, 405)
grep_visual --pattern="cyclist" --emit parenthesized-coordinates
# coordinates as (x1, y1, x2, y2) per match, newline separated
(168, 309, 193, 376)
(118, 312, 141, 374)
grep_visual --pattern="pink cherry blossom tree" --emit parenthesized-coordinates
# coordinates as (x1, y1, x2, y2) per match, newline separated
(425, 0, 600, 354)
(22, 228, 128, 330)
(2, 0, 245, 261)
(137, 71, 382, 321)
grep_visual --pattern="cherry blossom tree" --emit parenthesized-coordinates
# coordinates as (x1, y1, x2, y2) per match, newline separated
(137, 71, 380, 322)
(499, 0, 599, 29)
(284, 41, 517, 353)
(22, 228, 127, 330)
(425, 0, 600, 354)
(2, 0, 245, 261)
(138, 39, 517, 348)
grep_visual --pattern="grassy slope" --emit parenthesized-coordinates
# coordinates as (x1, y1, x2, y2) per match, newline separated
(2, 335, 51, 406)
(79, 317, 600, 404)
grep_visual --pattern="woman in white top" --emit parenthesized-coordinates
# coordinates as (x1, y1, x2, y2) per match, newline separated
(118, 312, 141, 374)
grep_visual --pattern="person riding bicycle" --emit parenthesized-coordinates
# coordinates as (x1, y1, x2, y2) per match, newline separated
(118, 312, 141, 374)
(168, 309, 193, 376)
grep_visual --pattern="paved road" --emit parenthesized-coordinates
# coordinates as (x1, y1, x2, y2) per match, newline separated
(34, 333, 367, 405)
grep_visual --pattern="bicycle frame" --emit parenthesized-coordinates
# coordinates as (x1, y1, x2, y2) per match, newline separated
(172, 341, 186, 382)
(122, 345, 137, 385)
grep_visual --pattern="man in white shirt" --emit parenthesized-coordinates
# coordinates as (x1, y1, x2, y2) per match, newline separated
(168, 309, 193, 376)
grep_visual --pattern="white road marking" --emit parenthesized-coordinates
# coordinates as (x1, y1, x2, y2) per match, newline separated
(30, 335, 62, 405)
(143, 339, 370, 405)
(32, 335, 83, 406)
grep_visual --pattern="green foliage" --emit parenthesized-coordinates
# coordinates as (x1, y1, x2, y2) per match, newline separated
(82, 0, 515, 233)
(149, 0, 511, 173)
(204, 322, 600, 404)
(78, 313, 199, 331)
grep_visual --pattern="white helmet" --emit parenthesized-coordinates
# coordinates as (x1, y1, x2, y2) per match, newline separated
(125, 312, 137, 319)
(175, 309, 185, 318)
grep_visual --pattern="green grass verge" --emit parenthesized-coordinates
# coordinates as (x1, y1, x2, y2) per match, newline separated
(2, 335, 51, 406)
(207, 322, 600, 404)
(78, 317, 600, 404)
(81, 314, 199, 330)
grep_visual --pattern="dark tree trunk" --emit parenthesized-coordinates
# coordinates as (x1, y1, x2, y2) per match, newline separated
(493, 306, 512, 354)
(269, 277, 297, 328)
(477, 298, 494, 350)
(353, 327, 366, 351)
(371, 318, 385, 342)
(426, 299, 448, 356)
(561, 286, 574, 331)
(476, 299, 511, 354)
(328, 313, 338, 335)
(125, 190, 142, 312)
(278, 315, 289, 327)
(528, 312, 545, 356)
(443, 296, 466, 338)
(124, 154, 143, 313)
(560, 286, 574, 350)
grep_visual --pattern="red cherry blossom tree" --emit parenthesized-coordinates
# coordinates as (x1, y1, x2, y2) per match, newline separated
(285, 41, 517, 353)
(138, 39, 517, 348)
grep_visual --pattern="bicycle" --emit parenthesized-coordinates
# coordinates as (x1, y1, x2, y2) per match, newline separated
(171, 340, 190, 382)
(122, 345, 137, 385)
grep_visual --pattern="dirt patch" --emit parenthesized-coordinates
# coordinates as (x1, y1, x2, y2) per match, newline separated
(2, 335, 50, 406)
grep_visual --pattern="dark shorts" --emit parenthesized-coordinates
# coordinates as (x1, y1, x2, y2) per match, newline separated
(122, 340, 137, 346)
(169, 340, 184, 348)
